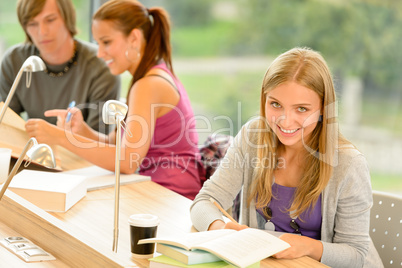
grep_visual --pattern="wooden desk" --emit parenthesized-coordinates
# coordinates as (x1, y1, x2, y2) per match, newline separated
(1, 179, 328, 267)
(51, 181, 328, 268)
(0, 191, 130, 267)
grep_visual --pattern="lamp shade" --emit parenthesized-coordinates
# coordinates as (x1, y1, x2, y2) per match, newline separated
(22, 55, 46, 72)
(0, 56, 46, 125)
(26, 144, 56, 169)
(102, 100, 128, 125)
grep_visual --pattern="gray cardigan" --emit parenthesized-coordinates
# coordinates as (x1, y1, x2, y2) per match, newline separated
(190, 120, 383, 268)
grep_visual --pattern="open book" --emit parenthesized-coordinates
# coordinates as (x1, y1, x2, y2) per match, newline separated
(139, 228, 290, 268)
(0, 102, 60, 170)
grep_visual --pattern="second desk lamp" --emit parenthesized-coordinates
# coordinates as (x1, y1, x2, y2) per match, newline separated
(102, 100, 129, 252)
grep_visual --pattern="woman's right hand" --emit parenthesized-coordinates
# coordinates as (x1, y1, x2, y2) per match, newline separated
(44, 107, 89, 136)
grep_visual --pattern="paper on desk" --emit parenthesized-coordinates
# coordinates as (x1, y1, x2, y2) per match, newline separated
(62, 166, 150, 191)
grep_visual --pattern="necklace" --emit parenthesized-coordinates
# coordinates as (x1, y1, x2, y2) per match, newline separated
(41, 41, 78, 78)
(262, 207, 300, 234)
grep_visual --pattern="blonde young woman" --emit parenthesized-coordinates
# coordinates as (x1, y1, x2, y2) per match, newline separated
(190, 47, 383, 268)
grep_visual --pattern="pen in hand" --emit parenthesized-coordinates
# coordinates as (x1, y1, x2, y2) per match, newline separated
(210, 197, 237, 223)
(66, 100, 76, 123)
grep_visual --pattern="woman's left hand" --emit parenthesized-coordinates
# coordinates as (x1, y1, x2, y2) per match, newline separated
(273, 233, 323, 261)
(224, 221, 249, 231)
(25, 119, 61, 145)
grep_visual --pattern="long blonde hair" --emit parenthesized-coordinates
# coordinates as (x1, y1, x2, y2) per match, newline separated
(249, 47, 349, 219)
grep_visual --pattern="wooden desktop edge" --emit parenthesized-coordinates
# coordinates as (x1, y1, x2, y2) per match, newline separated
(0, 190, 135, 267)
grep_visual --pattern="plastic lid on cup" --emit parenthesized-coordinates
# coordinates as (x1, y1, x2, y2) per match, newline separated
(128, 214, 159, 227)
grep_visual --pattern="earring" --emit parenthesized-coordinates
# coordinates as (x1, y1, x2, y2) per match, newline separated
(318, 115, 323, 122)
(125, 47, 140, 63)
(136, 48, 140, 60)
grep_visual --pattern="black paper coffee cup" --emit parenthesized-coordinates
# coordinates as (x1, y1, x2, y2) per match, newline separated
(128, 214, 159, 258)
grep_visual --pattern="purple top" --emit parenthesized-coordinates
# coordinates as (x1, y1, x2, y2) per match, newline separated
(138, 63, 202, 200)
(257, 183, 322, 239)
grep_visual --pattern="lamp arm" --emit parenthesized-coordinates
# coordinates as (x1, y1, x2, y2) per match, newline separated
(112, 114, 124, 252)
(0, 138, 36, 200)
(0, 66, 25, 124)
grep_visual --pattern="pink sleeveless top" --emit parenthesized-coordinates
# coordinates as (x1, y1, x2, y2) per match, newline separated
(138, 63, 202, 200)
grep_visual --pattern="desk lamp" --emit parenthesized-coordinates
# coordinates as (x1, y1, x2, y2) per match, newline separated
(0, 56, 46, 124)
(0, 137, 56, 201)
(102, 100, 129, 252)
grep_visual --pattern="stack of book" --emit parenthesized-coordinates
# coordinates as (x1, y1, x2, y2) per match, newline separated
(139, 228, 291, 268)
(151, 244, 232, 268)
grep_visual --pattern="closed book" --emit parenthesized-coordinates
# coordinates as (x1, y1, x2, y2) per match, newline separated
(61, 165, 151, 191)
(8, 170, 87, 212)
(157, 243, 221, 265)
(149, 255, 260, 268)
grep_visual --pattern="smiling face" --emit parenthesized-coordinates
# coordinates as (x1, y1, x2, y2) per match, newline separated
(25, 0, 71, 57)
(92, 19, 136, 76)
(265, 81, 322, 150)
